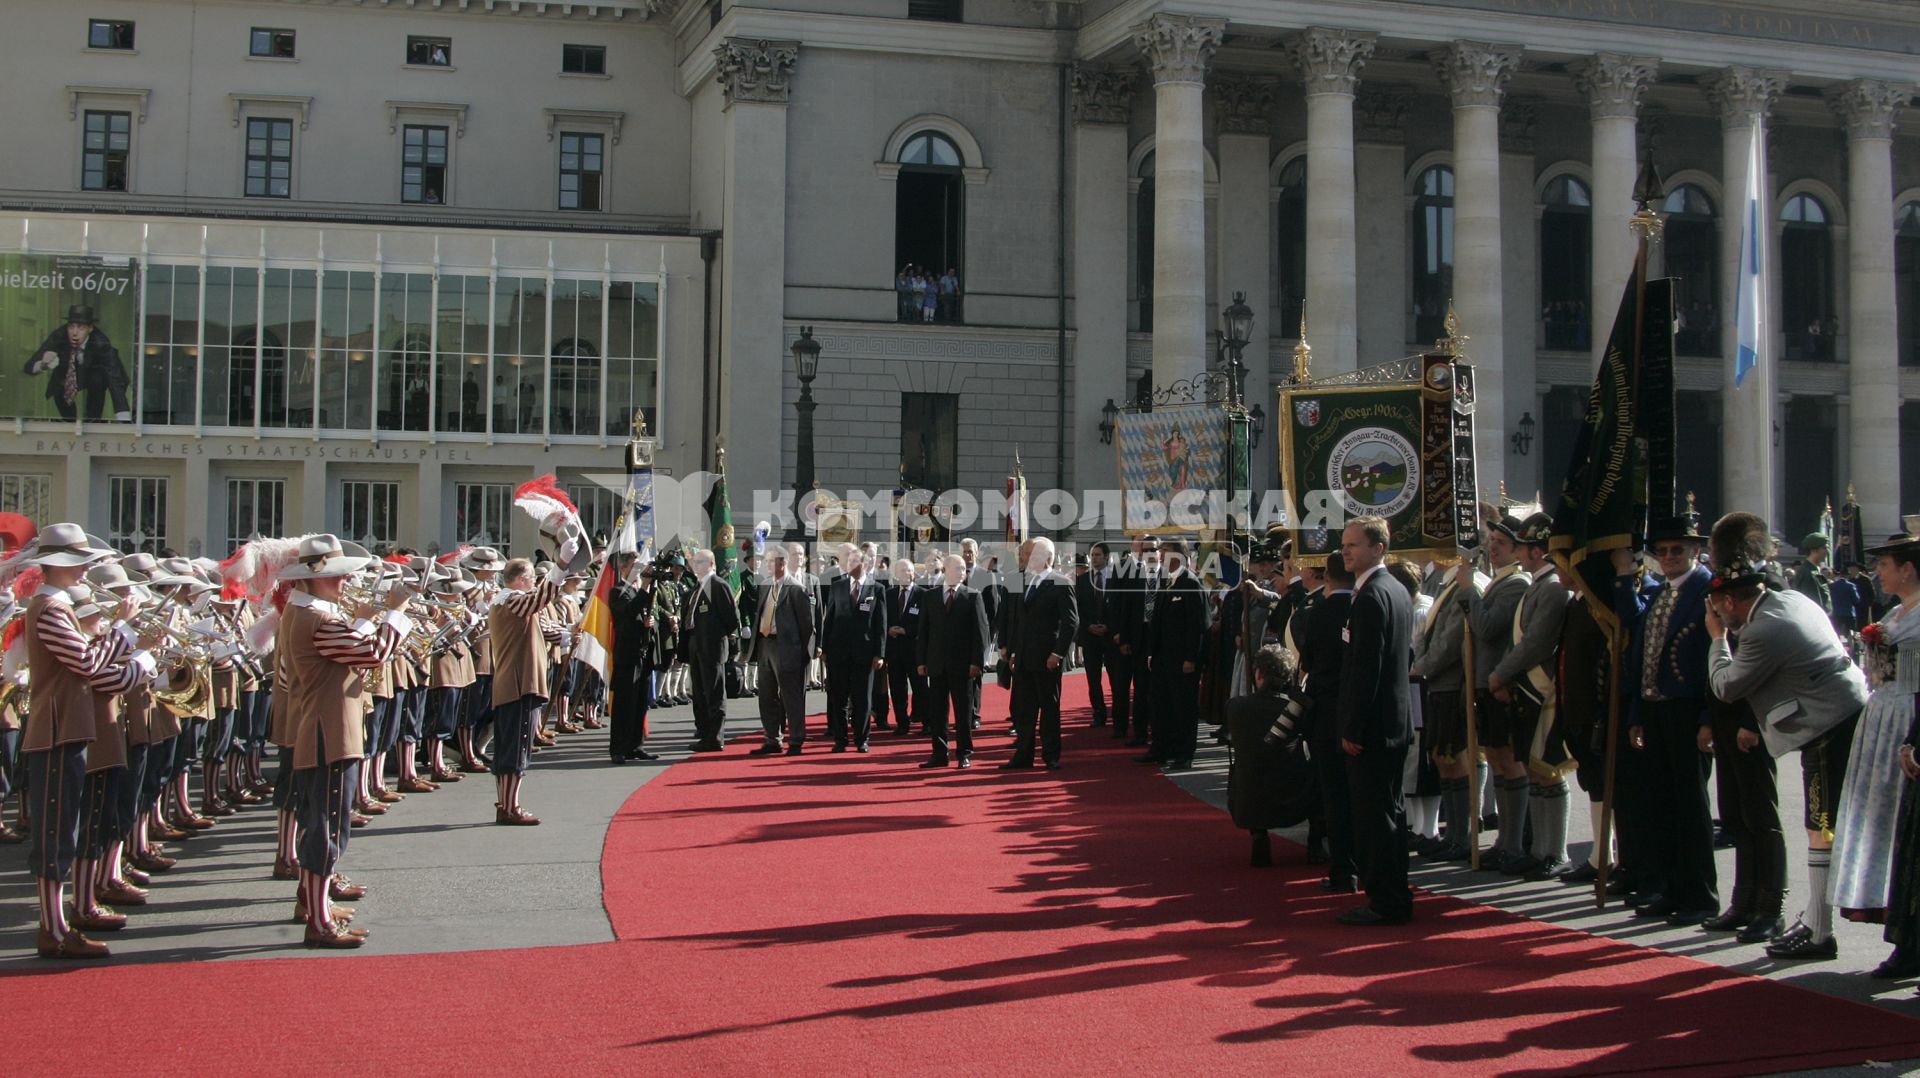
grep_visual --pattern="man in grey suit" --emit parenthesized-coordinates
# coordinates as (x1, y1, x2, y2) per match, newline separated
(1706, 512, 1869, 961)
(751, 548, 818, 756)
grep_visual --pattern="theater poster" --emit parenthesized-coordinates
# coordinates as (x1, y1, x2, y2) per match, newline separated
(0, 253, 140, 420)
(1276, 353, 1480, 564)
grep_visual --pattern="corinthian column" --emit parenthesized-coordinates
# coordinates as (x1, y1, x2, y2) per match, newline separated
(1435, 41, 1520, 491)
(1571, 53, 1658, 368)
(1829, 78, 1912, 536)
(1287, 27, 1376, 374)
(1705, 66, 1784, 524)
(1135, 13, 1224, 387)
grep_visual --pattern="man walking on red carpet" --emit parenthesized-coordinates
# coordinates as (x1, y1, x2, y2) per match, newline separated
(917, 554, 989, 770)
(999, 537, 1077, 771)
(1335, 516, 1415, 926)
(752, 548, 816, 756)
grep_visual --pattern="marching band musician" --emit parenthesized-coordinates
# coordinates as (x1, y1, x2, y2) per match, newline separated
(488, 557, 566, 825)
(20, 523, 155, 958)
(70, 585, 153, 937)
(457, 547, 505, 773)
(277, 534, 411, 948)
(425, 568, 478, 783)
(88, 561, 169, 881)
(198, 591, 245, 822)
(392, 560, 435, 795)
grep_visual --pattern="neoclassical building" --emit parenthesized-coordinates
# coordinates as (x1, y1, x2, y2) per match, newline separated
(0, 0, 1914, 553)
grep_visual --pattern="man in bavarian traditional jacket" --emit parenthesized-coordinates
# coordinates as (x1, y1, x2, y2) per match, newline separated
(277, 535, 411, 948)
(488, 557, 565, 825)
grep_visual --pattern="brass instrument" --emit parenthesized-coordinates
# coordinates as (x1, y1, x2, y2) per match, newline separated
(0, 677, 27, 721)
(153, 659, 211, 718)
(207, 607, 268, 683)
(127, 597, 215, 718)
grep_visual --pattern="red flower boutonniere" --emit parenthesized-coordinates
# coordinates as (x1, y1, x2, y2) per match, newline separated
(1862, 622, 1886, 648)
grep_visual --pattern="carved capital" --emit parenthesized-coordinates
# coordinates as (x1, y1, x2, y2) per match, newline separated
(639, 0, 685, 19)
(1070, 65, 1136, 126)
(1826, 78, 1912, 141)
(1434, 41, 1520, 110)
(1570, 53, 1659, 121)
(714, 38, 799, 107)
(1211, 75, 1276, 136)
(1287, 27, 1377, 97)
(1134, 13, 1225, 87)
(1499, 97, 1538, 155)
(1703, 66, 1785, 129)
(1355, 84, 1411, 143)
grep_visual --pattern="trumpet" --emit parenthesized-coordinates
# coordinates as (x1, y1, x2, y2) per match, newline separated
(126, 606, 216, 664)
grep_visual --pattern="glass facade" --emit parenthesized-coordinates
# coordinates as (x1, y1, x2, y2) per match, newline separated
(41, 241, 662, 441)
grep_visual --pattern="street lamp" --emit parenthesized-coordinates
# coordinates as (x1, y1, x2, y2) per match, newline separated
(789, 326, 822, 540)
(1510, 410, 1536, 457)
(1098, 397, 1119, 445)
(1220, 290, 1254, 406)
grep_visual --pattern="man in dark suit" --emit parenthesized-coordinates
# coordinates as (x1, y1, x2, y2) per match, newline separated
(1113, 536, 1159, 746)
(682, 549, 740, 752)
(607, 551, 658, 762)
(751, 549, 817, 755)
(1298, 551, 1356, 890)
(1335, 515, 1415, 926)
(1614, 517, 1723, 927)
(818, 544, 887, 752)
(917, 555, 990, 768)
(23, 304, 132, 422)
(1145, 539, 1207, 770)
(999, 537, 1078, 770)
(879, 559, 925, 734)
(1074, 542, 1126, 731)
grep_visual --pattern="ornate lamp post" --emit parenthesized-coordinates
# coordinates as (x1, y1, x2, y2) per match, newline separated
(788, 326, 821, 541)
(1220, 290, 1254, 406)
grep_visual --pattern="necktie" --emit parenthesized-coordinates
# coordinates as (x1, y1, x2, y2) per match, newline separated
(1025, 580, 1038, 603)
(759, 581, 779, 636)
(945, 587, 954, 610)
(62, 346, 79, 405)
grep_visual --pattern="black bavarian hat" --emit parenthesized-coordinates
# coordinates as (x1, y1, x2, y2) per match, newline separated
(1647, 516, 1706, 544)
(1865, 533, 1920, 558)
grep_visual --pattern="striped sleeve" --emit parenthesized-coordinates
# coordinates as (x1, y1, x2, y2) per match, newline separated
(35, 601, 122, 680)
(502, 575, 562, 619)
(313, 613, 404, 668)
(85, 643, 153, 694)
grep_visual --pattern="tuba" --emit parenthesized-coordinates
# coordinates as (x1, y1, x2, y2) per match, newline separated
(153, 658, 211, 718)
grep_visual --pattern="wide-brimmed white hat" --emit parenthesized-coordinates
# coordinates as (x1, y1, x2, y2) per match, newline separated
(277, 534, 375, 581)
(69, 584, 107, 619)
(87, 562, 145, 590)
(431, 566, 477, 594)
(29, 523, 115, 568)
(463, 546, 506, 571)
(119, 552, 159, 575)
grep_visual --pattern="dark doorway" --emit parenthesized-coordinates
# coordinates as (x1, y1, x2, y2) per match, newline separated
(901, 392, 958, 493)
(1781, 395, 1836, 541)
(1539, 385, 1586, 510)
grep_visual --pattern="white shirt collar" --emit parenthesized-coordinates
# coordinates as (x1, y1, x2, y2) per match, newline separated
(35, 584, 65, 601)
(1354, 563, 1385, 594)
(287, 590, 342, 617)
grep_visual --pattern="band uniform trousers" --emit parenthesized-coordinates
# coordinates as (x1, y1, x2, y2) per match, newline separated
(203, 707, 238, 767)
(757, 652, 807, 748)
(140, 735, 173, 809)
(1711, 696, 1785, 912)
(1348, 743, 1414, 920)
(926, 670, 974, 763)
(463, 674, 494, 733)
(79, 766, 123, 856)
(26, 743, 86, 882)
(429, 686, 464, 744)
(1639, 697, 1720, 911)
(491, 695, 541, 777)
(400, 686, 428, 744)
(363, 696, 389, 759)
(293, 756, 360, 877)
(1007, 662, 1064, 766)
(114, 741, 147, 840)
(236, 689, 259, 751)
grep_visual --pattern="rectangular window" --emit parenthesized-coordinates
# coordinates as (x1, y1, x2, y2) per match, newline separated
(244, 117, 293, 198)
(907, 0, 962, 22)
(250, 27, 295, 57)
(81, 110, 131, 192)
(0, 474, 53, 520)
(401, 125, 448, 204)
(258, 267, 317, 428)
(562, 44, 606, 75)
(407, 36, 452, 66)
(141, 263, 199, 426)
(454, 483, 511, 545)
(549, 278, 602, 437)
(568, 483, 622, 547)
(605, 281, 660, 439)
(87, 19, 135, 50)
(900, 392, 958, 492)
(340, 481, 400, 548)
(558, 132, 603, 211)
(436, 275, 489, 434)
(109, 476, 167, 555)
(225, 478, 286, 553)
(378, 272, 433, 432)
(493, 276, 547, 434)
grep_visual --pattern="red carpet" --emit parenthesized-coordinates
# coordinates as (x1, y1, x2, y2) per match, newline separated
(7, 678, 1920, 1075)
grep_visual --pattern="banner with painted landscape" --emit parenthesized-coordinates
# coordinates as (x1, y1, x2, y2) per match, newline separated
(0, 253, 140, 421)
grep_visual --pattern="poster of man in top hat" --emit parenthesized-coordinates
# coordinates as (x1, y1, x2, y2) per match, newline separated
(22, 302, 132, 422)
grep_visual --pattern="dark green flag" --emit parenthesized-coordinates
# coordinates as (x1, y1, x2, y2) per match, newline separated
(1548, 258, 1676, 641)
(706, 467, 738, 596)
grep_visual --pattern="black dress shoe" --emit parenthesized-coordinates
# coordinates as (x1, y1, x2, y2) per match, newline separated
(999, 760, 1034, 770)
(1501, 854, 1544, 877)
(1162, 759, 1191, 771)
(1478, 850, 1515, 873)
(1627, 890, 1665, 910)
(1045, 760, 1062, 771)
(1604, 877, 1633, 897)
(630, 749, 661, 761)
(1133, 753, 1165, 765)
(1524, 857, 1569, 882)
(784, 747, 804, 756)
(918, 759, 949, 770)
(957, 757, 972, 769)
(855, 744, 870, 754)
(1873, 948, 1920, 979)
(1737, 914, 1786, 944)
(1635, 896, 1680, 919)
(1666, 906, 1719, 927)
(750, 744, 783, 756)
(608, 756, 628, 765)
(1713, 827, 1736, 849)
(1336, 905, 1408, 926)
(1765, 924, 1837, 960)
(1700, 907, 1752, 932)
(1557, 862, 1600, 885)
(831, 744, 848, 754)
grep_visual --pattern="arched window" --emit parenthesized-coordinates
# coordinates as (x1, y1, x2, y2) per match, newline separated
(1135, 151, 1155, 332)
(1898, 201, 1920, 368)
(1663, 184, 1719, 356)
(1540, 174, 1592, 351)
(550, 336, 600, 438)
(1275, 157, 1306, 334)
(893, 131, 964, 324)
(1412, 166, 1454, 345)
(1780, 193, 1835, 361)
